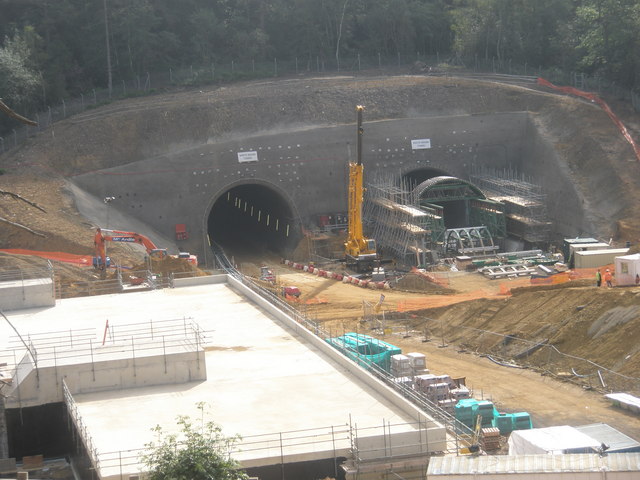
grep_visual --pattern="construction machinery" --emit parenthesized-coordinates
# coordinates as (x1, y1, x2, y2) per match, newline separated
(344, 105, 377, 272)
(460, 415, 482, 455)
(259, 265, 276, 283)
(93, 228, 197, 268)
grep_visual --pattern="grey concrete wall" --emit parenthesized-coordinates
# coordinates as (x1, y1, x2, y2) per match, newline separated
(6, 351, 206, 408)
(519, 115, 593, 240)
(71, 113, 531, 261)
(0, 278, 55, 312)
(172, 274, 227, 287)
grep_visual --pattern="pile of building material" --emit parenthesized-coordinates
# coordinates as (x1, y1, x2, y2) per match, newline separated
(481, 427, 502, 452)
(390, 352, 428, 378)
(478, 264, 537, 279)
(605, 392, 640, 414)
(456, 399, 532, 434)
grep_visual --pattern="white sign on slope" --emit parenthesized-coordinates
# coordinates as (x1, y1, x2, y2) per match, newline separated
(411, 139, 431, 150)
(237, 151, 259, 163)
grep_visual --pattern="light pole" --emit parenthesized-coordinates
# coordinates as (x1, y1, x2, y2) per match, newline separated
(103, 197, 115, 268)
(104, 196, 115, 229)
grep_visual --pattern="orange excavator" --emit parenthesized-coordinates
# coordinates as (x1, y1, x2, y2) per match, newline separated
(93, 228, 197, 268)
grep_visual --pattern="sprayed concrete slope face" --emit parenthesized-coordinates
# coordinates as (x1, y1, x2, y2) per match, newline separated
(71, 110, 589, 259)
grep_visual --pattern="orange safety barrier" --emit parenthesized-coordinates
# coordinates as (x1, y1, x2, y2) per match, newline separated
(537, 78, 640, 162)
(0, 249, 93, 266)
(396, 289, 507, 311)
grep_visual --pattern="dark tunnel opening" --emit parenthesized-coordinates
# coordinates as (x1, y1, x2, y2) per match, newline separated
(441, 200, 468, 228)
(208, 184, 298, 257)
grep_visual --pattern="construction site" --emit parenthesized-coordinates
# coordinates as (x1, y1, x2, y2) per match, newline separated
(2, 73, 640, 479)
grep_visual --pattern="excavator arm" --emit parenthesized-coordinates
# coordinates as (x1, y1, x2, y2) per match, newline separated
(93, 228, 167, 268)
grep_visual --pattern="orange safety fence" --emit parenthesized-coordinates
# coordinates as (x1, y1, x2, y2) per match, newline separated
(537, 78, 640, 163)
(396, 289, 505, 311)
(0, 249, 94, 266)
(399, 266, 612, 310)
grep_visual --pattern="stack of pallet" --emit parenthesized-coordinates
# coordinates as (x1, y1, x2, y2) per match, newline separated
(406, 352, 428, 375)
(481, 427, 501, 452)
(390, 354, 412, 377)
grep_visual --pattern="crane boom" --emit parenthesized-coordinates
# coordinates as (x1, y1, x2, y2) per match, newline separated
(344, 105, 377, 272)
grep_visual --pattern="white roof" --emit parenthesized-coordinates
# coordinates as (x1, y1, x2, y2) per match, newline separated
(575, 248, 629, 256)
(616, 253, 640, 262)
(508, 426, 600, 455)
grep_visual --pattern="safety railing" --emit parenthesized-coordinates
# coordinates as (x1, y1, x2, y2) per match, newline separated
(63, 378, 101, 474)
(54, 267, 205, 298)
(211, 244, 473, 448)
(3, 317, 205, 371)
(94, 419, 446, 480)
(0, 261, 54, 283)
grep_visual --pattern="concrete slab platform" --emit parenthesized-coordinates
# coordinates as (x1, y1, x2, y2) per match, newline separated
(2, 277, 446, 479)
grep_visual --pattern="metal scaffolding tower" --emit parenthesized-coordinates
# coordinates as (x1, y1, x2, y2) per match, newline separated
(469, 167, 551, 244)
(364, 178, 444, 267)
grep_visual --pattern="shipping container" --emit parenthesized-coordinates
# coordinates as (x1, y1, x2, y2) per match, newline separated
(574, 248, 629, 269)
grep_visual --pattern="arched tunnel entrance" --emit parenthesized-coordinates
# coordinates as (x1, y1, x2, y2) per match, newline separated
(403, 168, 448, 189)
(369, 171, 507, 263)
(402, 169, 472, 228)
(208, 183, 299, 257)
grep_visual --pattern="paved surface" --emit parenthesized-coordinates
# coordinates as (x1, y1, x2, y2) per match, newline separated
(2, 281, 426, 478)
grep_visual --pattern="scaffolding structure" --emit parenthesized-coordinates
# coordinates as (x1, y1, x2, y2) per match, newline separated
(469, 167, 551, 244)
(364, 179, 444, 267)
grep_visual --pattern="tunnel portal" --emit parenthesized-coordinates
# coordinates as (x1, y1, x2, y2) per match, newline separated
(208, 183, 298, 256)
(368, 173, 507, 264)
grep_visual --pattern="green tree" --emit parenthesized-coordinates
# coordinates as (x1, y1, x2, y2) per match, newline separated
(142, 404, 248, 480)
(574, 0, 640, 88)
(451, 0, 572, 67)
(0, 28, 42, 111)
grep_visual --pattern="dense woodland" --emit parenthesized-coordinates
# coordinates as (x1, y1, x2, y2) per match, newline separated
(0, 0, 639, 119)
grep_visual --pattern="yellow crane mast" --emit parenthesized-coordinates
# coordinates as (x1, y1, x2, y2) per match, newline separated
(344, 105, 377, 272)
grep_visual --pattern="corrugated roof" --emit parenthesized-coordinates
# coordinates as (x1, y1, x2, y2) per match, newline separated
(576, 423, 640, 453)
(427, 453, 640, 475)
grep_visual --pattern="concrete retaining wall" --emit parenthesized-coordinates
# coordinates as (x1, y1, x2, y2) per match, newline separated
(0, 278, 55, 312)
(72, 113, 542, 261)
(172, 274, 227, 287)
(6, 350, 206, 408)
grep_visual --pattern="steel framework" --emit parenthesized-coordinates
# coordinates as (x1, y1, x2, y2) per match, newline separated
(469, 167, 551, 244)
(364, 179, 444, 267)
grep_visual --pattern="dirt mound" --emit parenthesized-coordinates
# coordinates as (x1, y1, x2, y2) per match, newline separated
(393, 272, 456, 294)
(130, 256, 207, 277)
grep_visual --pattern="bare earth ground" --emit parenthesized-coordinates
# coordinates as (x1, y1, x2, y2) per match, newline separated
(1, 73, 640, 442)
(257, 258, 640, 441)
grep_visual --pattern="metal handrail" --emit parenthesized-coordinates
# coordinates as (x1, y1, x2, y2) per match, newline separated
(210, 244, 472, 442)
(63, 379, 101, 471)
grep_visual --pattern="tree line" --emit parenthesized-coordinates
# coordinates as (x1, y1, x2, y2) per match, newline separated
(0, 0, 638, 123)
